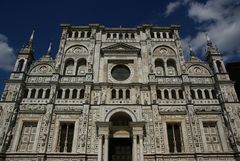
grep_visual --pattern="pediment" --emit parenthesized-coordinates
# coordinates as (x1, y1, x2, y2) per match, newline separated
(101, 43, 140, 54)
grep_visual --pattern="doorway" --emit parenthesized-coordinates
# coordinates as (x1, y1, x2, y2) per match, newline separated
(109, 138, 132, 161)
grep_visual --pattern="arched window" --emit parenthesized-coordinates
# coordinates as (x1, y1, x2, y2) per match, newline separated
(171, 90, 177, 99)
(68, 31, 73, 38)
(37, 89, 43, 98)
(163, 32, 167, 38)
(167, 59, 177, 76)
(126, 89, 130, 99)
(107, 33, 111, 39)
(45, 89, 50, 98)
(65, 89, 70, 99)
(151, 32, 154, 38)
(112, 89, 116, 99)
(204, 90, 210, 99)
(76, 58, 87, 75)
(125, 33, 129, 39)
(110, 112, 132, 126)
(64, 59, 75, 75)
(74, 31, 79, 38)
(30, 89, 36, 98)
(212, 90, 217, 99)
(216, 60, 224, 73)
(17, 59, 25, 72)
(23, 89, 29, 98)
(119, 33, 123, 39)
(197, 90, 203, 99)
(157, 90, 162, 99)
(155, 59, 165, 76)
(80, 32, 85, 38)
(113, 33, 117, 38)
(80, 89, 85, 99)
(131, 33, 135, 39)
(57, 89, 63, 99)
(119, 90, 123, 99)
(191, 90, 195, 99)
(164, 90, 169, 99)
(157, 32, 161, 38)
(178, 90, 184, 99)
(72, 89, 77, 99)
(87, 31, 91, 38)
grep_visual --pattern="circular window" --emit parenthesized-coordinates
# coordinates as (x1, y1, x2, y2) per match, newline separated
(111, 65, 130, 81)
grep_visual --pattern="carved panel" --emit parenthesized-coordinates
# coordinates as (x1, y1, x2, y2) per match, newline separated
(153, 46, 176, 57)
(187, 65, 211, 76)
(66, 45, 88, 55)
(30, 64, 53, 75)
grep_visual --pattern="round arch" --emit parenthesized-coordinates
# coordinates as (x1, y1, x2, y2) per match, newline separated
(105, 107, 137, 122)
(187, 64, 212, 75)
(65, 45, 89, 54)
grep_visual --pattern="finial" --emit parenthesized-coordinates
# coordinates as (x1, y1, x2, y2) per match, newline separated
(189, 44, 194, 56)
(44, 42, 52, 57)
(29, 30, 35, 42)
(205, 32, 213, 47)
(205, 32, 210, 41)
(47, 42, 52, 54)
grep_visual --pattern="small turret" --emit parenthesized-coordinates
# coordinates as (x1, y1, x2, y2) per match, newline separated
(12, 31, 35, 74)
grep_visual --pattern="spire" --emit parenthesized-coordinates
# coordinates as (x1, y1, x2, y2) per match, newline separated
(205, 32, 213, 47)
(27, 30, 35, 48)
(19, 30, 35, 54)
(41, 42, 53, 61)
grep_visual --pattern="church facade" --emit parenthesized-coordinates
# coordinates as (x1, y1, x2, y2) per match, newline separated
(0, 24, 240, 161)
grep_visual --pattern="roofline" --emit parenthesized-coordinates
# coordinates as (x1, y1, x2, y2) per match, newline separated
(60, 24, 181, 31)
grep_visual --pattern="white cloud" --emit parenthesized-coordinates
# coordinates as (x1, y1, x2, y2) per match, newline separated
(165, 1, 181, 16)
(165, 0, 240, 62)
(0, 34, 15, 71)
(179, 0, 240, 62)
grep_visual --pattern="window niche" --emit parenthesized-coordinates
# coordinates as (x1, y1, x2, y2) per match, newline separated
(17, 122, 38, 152)
(166, 123, 183, 153)
(203, 122, 222, 152)
(57, 122, 75, 152)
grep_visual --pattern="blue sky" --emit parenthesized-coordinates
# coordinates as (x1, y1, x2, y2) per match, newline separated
(0, 0, 240, 94)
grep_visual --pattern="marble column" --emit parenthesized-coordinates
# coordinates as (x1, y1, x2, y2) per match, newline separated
(139, 134, 144, 161)
(132, 135, 137, 161)
(104, 135, 109, 161)
(98, 135, 103, 161)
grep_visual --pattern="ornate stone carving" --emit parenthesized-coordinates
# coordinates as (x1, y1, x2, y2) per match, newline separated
(158, 106, 186, 113)
(66, 45, 88, 55)
(187, 65, 211, 76)
(30, 64, 53, 75)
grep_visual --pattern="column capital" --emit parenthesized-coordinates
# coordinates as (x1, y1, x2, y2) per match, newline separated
(96, 121, 111, 136)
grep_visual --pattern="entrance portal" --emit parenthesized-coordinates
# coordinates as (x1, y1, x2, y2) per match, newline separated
(109, 112, 133, 161)
(109, 138, 132, 161)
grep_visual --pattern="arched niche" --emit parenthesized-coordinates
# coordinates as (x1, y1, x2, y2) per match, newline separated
(76, 58, 87, 75)
(64, 58, 75, 75)
(155, 58, 165, 75)
(65, 45, 88, 55)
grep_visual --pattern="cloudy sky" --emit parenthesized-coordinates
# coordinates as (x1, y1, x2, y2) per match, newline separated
(0, 0, 240, 93)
